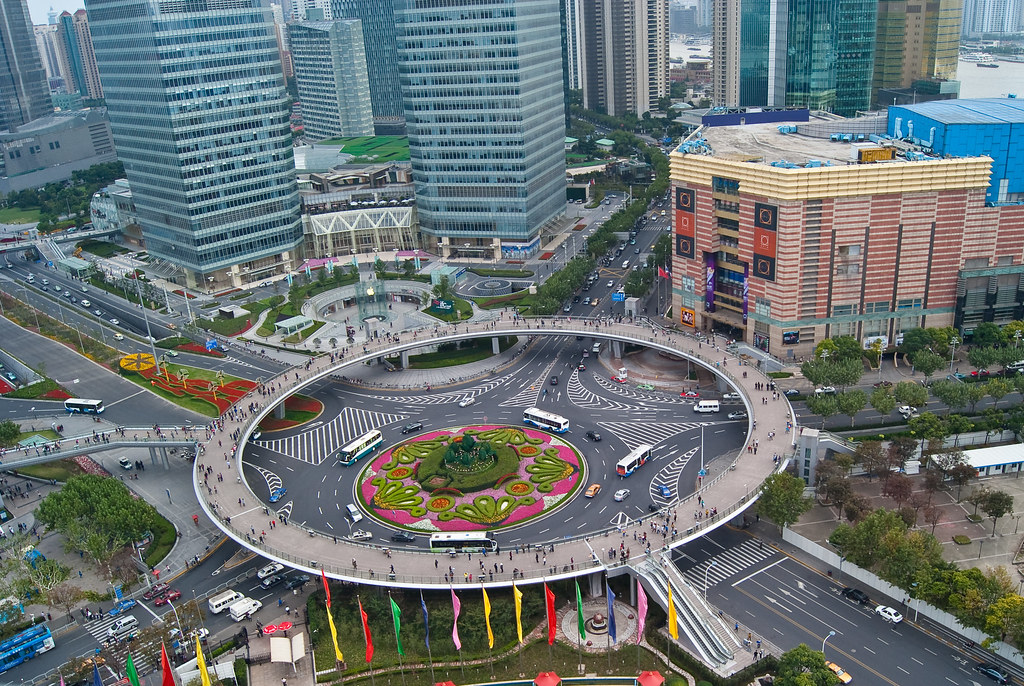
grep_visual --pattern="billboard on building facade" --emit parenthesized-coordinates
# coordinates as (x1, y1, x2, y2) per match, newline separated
(681, 307, 695, 327)
(782, 331, 800, 345)
(752, 202, 777, 281)
(675, 187, 695, 259)
(704, 252, 716, 312)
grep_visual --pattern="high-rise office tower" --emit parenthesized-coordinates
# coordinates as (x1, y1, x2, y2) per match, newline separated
(58, 10, 103, 99)
(394, 0, 566, 255)
(713, 0, 875, 117)
(288, 19, 374, 140)
(0, 0, 52, 131)
(873, 0, 961, 104)
(331, 0, 404, 133)
(33, 24, 63, 84)
(563, 0, 583, 90)
(576, 0, 669, 116)
(962, 0, 1020, 35)
(86, 0, 302, 289)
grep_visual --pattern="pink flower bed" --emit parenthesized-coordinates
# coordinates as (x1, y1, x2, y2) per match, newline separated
(358, 425, 582, 531)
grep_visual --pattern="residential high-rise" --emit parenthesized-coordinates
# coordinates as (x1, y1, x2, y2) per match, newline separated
(58, 10, 103, 99)
(330, 0, 404, 133)
(576, 0, 669, 116)
(0, 0, 52, 131)
(394, 0, 566, 257)
(85, 0, 302, 289)
(289, 19, 373, 140)
(962, 0, 1020, 35)
(873, 0, 961, 106)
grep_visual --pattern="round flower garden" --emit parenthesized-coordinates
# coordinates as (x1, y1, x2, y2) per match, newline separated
(358, 425, 584, 532)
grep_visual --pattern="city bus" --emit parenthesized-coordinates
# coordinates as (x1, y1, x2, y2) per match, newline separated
(522, 407, 569, 433)
(64, 398, 105, 414)
(0, 624, 55, 674)
(338, 429, 383, 466)
(429, 532, 498, 553)
(616, 444, 653, 477)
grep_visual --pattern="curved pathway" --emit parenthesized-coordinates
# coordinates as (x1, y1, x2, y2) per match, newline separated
(194, 315, 797, 588)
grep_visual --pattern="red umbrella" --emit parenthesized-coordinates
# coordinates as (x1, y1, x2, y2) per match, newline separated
(434, 682, 458, 686)
(278, 621, 293, 630)
(263, 625, 278, 634)
(637, 671, 665, 686)
(534, 672, 561, 686)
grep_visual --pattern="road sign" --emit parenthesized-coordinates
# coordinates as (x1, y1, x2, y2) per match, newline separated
(612, 292, 625, 302)
(698, 469, 707, 477)
(205, 339, 217, 351)
(114, 585, 123, 600)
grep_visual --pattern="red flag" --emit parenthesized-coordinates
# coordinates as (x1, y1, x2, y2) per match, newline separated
(545, 583, 556, 645)
(658, 266, 672, 279)
(321, 569, 331, 607)
(160, 643, 175, 686)
(359, 598, 374, 663)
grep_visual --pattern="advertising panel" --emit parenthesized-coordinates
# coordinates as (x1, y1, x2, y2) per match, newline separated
(704, 253, 716, 313)
(752, 202, 778, 282)
(782, 331, 800, 345)
(681, 308, 696, 327)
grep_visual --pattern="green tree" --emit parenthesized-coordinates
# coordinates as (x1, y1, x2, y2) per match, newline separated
(949, 463, 977, 502)
(985, 378, 1012, 409)
(930, 379, 969, 415)
(431, 275, 454, 301)
(967, 345, 999, 371)
(757, 472, 813, 531)
(373, 258, 387, 280)
(944, 414, 974, 446)
(853, 441, 886, 481)
(893, 381, 929, 408)
(984, 594, 1024, 647)
(966, 486, 991, 516)
(805, 394, 839, 428)
(0, 419, 19, 445)
(981, 490, 1014, 536)
(835, 389, 866, 426)
(869, 387, 896, 418)
(402, 259, 416, 279)
(907, 412, 947, 443)
(911, 349, 945, 382)
(900, 328, 933, 356)
(972, 322, 1005, 348)
(774, 643, 840, 686)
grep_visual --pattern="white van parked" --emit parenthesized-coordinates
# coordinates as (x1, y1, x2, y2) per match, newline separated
(208, 589, 243, 614)
(228, 597, 262, 622)
(694, 400, 721, 413)
(107, 615, 139, 638)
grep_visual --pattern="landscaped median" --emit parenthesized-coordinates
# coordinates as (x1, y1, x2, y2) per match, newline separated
(256, 394, 324, 431)
(118, 353, 257, 416)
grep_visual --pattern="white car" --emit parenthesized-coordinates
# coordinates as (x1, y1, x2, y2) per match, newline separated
(613, 489, 630, 502)
(257, 562, 284, 579)
(349, 530, 373, 541)
(458, 397, 475, 408)
(876, 605, 903, 623)
(897, 405, 918, 419)
(113, 333, 124, 341)
(814, 386, 837, 395)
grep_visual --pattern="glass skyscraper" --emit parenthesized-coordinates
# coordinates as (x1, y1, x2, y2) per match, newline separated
(394, 0, 566, 249)
(85, 0, 302, 288)
(0, 0, 51, 131)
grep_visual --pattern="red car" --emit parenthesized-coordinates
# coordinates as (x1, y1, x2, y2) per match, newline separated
(154, 589, 182, 606)
(611, 375, 627, 383)
(143, 583, 169, 600)
(680, 390, 700, 398)
(971, 369, 990, 378)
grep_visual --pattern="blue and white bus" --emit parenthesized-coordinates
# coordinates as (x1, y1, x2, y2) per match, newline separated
(616, 444, 653, 477)
(0, 625, 55, 674)
(522, 407, 569, 433)
(338, 429, 383, 466)
(429, 532, 497, 553)
(64, 398, 104, 414)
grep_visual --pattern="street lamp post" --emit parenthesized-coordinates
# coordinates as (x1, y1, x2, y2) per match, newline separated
(949, 336, 960, 371)
(164, 598, 185, 640)
(1015, 330, 1022, 349)
(703, 560, 717, 602)
(822, 630, 836, 655)
(132, 272, 160, 363)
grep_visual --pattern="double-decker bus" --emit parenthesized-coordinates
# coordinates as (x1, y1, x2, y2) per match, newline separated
(429, 532, 498, 553)
(338, 430, 383, 466)
(522, 407, 569, 433)
(615, 444, 653, 477)
(0, 625, 55, 674)
(64, 398, 104, 414)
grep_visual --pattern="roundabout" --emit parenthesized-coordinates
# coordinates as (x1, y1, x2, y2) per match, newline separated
(196, 316, 797, 589)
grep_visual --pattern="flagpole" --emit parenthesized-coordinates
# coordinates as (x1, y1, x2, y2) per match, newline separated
(357, 595, 375, 686)
(420, 590, 435, 685)
(388, 592, 407, 686)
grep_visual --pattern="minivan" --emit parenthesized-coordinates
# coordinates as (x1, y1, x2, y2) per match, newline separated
(107, 615, 139, 638)
(694, 400, 721, 413)
(208, 590, 243, 614)
(346, 503, 363, 523)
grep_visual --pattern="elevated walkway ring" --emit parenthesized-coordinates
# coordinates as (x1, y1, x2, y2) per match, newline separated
(194, 316, 797, 589)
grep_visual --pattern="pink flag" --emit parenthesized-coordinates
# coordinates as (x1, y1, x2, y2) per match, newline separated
(637, 581, 648, 644)
(451, 589, 462, 650)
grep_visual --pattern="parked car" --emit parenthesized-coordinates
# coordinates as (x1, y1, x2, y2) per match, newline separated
(284, 575, 311, 590)
(611, 375, 627, 383)
(390, 531, 416, 543)
(154, 590, 182, 606)
(269, 487, 287, 503)
(119, 457, 133, 470)
(783, 388, 801, 397)
(974, 663, 1010, 684)
(825, 661, 852, 684)
(258, 562, 284, 579)
(613, 489, 630, 502)
(971, 369, 990, 378)
(636, 383, 655, 391)
(841, 587, 870, 604)
(872, 380, 893, 388)
(585, 430, 602, 442)
(680, 390, 700, 398)
(875, 605, 903, 623)
(108, 599, 137, 616)
(814, 386, 837, 395)
(585, 484, 602, 498)
(143, 583, 170, 600)
(260, 574, 284, 589)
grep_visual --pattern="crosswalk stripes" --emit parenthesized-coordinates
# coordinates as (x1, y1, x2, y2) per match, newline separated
(358, 370, 519, 406)
(649, 445, 698, 503)
(81, 613, 157, 675)
(499, 359, 559, 408)
(680, 539, 778, 592)
(597, 421, 705, 450)
(592, 375, 694, 404)
(253, 407, 407, 465)
(567, 372, 648, 412)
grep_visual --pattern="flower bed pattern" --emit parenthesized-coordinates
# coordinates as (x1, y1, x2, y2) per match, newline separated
(174, 342, 227, 357)
(125, 364, 257, 414)
(358, 425, 583, 532)
(39, 389, 72, 400)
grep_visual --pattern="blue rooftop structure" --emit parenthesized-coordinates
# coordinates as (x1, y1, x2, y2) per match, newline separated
(888, 98, 1024, 205)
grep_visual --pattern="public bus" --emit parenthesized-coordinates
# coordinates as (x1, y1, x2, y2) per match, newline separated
(616, 444, 653, 477)
(522, 407, 569, 433)
(338, 429, 383, 466)
(429, 532, 498, 553)
(0, 625, 55, 674)
(64, 398, 104, 414)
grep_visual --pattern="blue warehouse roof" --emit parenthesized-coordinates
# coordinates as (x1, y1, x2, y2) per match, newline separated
(896, 98, 1024, 125)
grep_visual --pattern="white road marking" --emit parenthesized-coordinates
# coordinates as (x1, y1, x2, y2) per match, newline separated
(732, 558, 786, 586)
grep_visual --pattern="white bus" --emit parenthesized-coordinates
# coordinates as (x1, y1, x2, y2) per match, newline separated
(429, 532, 497, 553)
(64, 398, 104, 414)
(338, 429, 383, 466)
(616, 444, 653, 477)
(522, 407, 569, 433)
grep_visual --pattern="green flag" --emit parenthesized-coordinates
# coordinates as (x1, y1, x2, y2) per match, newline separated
(125, 652, 141, 686)
(575, 580, 586, 641)
(390, 596, 404, 656)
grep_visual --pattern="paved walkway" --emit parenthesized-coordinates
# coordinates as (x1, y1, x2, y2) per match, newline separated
(195, 315, 794, 589)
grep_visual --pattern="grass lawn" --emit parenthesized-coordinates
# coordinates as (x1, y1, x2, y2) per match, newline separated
(387, 337, 517, 369)
(17, 458, 87, 482)
(314, 135, 409, 162)
(423, 297, 473, 322)
(197, 316, 252, 337)
(282, 320, 325, 344)
(77, 239, 127, 258)
(143, 512, 177, 567)
(0, 207, 41, 224)
(121, 363, 250, 417)
(467, 267, 534, 278)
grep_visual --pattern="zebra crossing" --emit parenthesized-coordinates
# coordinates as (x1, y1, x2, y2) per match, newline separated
(242, 464, 292, 519)
(597, 421, 705, 450)
(680, 539, 778, 593)
(567, 373, 650, 412)
(592, 375, 694, 404)
(499, 359, 559, 408)
(81, 613, 157, 675)
(359, 371, 519, 405)
(253, 407, 407, 464)
(650, 445, 698, 503)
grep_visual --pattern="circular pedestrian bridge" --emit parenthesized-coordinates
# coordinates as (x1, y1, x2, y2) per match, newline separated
(196, 316, 795, 588)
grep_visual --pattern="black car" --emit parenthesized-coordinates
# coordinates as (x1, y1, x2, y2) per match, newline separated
(975, 663, 1009, 684)
(390, 531, 416, 543)
(572, 296, 580, 303)
(284, 574, 310, 590)
(585, 430, 601, 442)
(260, 574, 284, 589)
(841, 587, 869, 604)
(401, 422, 423, 434)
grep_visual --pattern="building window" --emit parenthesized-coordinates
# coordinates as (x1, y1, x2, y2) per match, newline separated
(832, 321, 856, 336)
(754, 296, 771, 317)
(896, 298, 922, 310)
(680, 275, 695, 293)
(832, 304, 857, 317)
(837, 245, 861, 256)
(864, 301, 889, 314)
(836, 263, 860, 276)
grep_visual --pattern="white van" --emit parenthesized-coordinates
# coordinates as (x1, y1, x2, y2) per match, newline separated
(107, 615, 139, 638)
(694, 400, 721, 413)
(591, 342, 602, 354)
(1006, 360, 1024, 372)
(346, 503, 363, 523)
(621, 260, 630, 269)
(228, 597, 262, 622)
(208, 589, 243, 614)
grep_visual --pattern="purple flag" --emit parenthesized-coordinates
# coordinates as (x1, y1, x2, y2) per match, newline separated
(637, 581, 648, 644)
(451, 589, 462, 650)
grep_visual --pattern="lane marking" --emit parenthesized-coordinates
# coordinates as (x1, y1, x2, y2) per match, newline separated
(732, 558, 786, 586)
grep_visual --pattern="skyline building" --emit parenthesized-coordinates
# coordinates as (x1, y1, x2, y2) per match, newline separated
(873, 0, 961, 106)
(288, 18, 374, 140)
(961, 0, 1020, 35)
(394, 0, 566, 258)
(85, 0, 302, 290)
(57, 10, 102, 99)
(330, 0, 404, 133)
(0, 0, 52, 131)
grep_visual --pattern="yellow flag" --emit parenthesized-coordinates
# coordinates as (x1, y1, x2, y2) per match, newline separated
(326, 601, 344, 662)
(667, 583, 679, 640)
(482, 587, 494, 649)
(513, 583, 524, 645)
(195, 635, 212, 686)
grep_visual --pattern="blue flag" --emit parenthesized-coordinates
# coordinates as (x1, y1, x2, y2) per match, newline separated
(606, 581, 617, 644)
(92, 663, 103, 686)
(419, 590, 430, 649)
